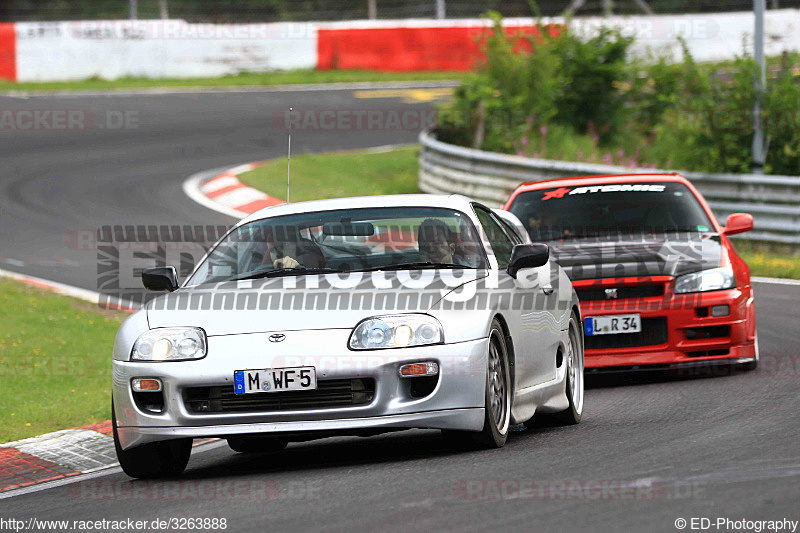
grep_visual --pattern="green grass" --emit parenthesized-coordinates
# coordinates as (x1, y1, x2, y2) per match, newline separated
(0, 278, 129, 443)
(737, 246, 800, 280)
(0, 69, 464, 93)
(237, 145, 421, 203)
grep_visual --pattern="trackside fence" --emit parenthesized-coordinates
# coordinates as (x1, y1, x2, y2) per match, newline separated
(418, 130, 800, 246)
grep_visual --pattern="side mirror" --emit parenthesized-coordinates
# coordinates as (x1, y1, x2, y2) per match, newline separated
(724, 213, 754, 236)
(142, 266, 179, 292)
(507, 243, 549, 278)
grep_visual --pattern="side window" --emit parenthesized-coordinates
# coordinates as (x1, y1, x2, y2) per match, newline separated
(499, 219, 523, 245)
(474, 206, 515, 267)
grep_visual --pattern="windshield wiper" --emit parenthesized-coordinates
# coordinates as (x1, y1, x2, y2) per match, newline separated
(658, 227, 714, 234)
(232, 267, 341, 281)
(358, 262, 476, 272)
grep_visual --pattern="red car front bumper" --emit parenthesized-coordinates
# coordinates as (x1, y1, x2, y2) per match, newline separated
(576, 277, 757, 370)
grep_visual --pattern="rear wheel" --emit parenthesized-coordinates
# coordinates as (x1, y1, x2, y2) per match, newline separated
(112, 401, 192, 479)
(227, 436, 288, 454)
(443, 319, 511, 449)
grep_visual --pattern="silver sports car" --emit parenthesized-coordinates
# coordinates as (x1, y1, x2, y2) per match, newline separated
(112, 194, 583, 478)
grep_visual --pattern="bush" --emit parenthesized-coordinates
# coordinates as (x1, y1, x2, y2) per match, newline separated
(763, 54, 800, 175)
(440, 13, 800, 176)
(437, 12, 633, 152)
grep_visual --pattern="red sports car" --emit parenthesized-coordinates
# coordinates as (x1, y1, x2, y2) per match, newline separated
(504, 173, 758, 372)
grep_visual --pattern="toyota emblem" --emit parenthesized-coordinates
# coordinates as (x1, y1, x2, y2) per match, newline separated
(268, 333, 286, 343)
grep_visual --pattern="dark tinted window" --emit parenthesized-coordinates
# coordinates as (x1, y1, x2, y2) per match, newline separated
(474, 206, 514, 267)
(508, 182, 714, 242)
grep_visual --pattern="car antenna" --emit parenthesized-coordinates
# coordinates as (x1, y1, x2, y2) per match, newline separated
(286, 107, 292, 204)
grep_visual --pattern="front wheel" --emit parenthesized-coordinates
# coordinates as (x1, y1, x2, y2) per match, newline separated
(112, 401, 192, 479)
(743, 332, 760, 371)
(443, 319, 511, 449)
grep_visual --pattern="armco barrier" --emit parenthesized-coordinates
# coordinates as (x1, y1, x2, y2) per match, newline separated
(418, 130, 800, 245)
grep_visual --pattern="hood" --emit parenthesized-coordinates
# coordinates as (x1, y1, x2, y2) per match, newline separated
(549, 235, 723, 281)
(146, 270, 487, 336)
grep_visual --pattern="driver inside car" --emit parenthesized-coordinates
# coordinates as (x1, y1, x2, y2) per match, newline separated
(260, 225, 326, 270)
(418, 218, 457, 264)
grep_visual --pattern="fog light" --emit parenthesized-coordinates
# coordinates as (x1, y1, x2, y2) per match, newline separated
(399, 362, 439, 377)
(711, 305, 730, 317)
(132, 378, 162, 392)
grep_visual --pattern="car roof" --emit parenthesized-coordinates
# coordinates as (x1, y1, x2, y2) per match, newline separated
(238, 194, 479, 225)
(512, 173, 687, 192)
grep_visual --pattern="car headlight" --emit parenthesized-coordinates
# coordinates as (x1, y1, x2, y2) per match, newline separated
(674, 267, 735, 294)
(349, 315, 443, 350)
(132, 327, 207, 361)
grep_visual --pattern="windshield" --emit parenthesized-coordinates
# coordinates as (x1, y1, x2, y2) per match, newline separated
(188, 207, 487, 285)
(508, 182, 715, 242)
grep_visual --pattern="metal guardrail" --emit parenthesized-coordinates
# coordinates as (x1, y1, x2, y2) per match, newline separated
(419, 130, 800, 245)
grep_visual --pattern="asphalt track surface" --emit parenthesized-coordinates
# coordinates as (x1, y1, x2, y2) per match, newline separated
(1, 87, 799, 532)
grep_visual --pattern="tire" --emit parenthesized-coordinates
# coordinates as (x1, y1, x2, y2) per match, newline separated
(442, 319, 512, 449)
(743, 332, 760, 371)
(227, 436, 288, 454)
(112, 400, 192, 479)
(552, 311, 584, 424)
(525, 310, 583, 428)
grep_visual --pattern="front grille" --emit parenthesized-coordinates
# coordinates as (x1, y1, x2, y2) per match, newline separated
(576, 284, 665, 301)
(585, 317, 668, 350)
(184, 378, 375, 414)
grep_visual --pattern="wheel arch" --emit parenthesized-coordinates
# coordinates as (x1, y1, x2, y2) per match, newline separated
(491, 313, 515, 396)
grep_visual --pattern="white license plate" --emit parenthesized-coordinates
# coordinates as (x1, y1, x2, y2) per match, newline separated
(585, 314, 641, 336)
(233, 366, 317, 394)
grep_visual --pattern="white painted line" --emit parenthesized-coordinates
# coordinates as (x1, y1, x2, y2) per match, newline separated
(364, 143, 416, 154)
(0, 268, 139, 311)
(228, 163, 257, 175)
(752, 276, 800, 286)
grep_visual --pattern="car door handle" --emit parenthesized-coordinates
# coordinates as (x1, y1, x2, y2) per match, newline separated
(541, 287, 554, 295)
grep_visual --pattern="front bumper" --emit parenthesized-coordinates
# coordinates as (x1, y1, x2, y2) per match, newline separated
(580, 285, 757, 370)
(113, 330, 488, 449)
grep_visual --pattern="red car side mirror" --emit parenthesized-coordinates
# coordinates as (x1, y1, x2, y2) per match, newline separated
(724, 213, 754, 236)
